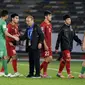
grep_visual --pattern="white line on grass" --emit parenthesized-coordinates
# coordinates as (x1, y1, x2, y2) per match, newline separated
(18, 59, 84, 62)
(48, 68, 79, 74)
(19, 63, 80, 74)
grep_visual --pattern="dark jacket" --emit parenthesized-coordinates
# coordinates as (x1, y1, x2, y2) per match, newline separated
(20, 24, 44, 52)
(55, 24, 82, 51)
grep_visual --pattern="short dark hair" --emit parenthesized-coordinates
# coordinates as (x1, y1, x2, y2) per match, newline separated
(44, 10, 52, 16)
(11, 13, 18, 19)
(63, 14, 70, 20)
(0, 10, 8, 17)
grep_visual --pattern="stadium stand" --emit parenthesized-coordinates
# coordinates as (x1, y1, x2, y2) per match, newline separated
(0, 0, 85, 33)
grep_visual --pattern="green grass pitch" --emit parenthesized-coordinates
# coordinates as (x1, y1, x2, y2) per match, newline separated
(0, 61, 85, 85)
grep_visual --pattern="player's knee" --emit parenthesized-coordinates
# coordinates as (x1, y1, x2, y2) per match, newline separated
(13, 50, 16, 55)
(49, 56, 52, 61)
(4, 56, 8, 60)
(44, 57, 48, 62)
(60, 59, 65, 64)
(66, 58, 71, 62)
(62, 59, 65, 63)
(47, 56, 52, 62)
(45, 56, 52, 62)
(12, 56, 17, 60)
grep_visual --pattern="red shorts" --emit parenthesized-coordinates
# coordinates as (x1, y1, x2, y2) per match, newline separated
(62, 50, 71, 61)
(6, 42, 16, 57)
(41, 48, 52, 58)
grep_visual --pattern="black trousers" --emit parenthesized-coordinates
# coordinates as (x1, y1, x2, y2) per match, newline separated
(28, 48, 40, 76)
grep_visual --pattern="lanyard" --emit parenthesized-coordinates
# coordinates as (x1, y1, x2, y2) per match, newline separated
(27, 24, 34, 40)
(28, 28, 33, 40)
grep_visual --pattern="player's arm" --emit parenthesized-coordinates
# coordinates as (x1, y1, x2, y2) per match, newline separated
(73, 32, 82, 45)
(7, 25, 14, 42)
(40, 24, 48, 51)
(55, 29, 62, 53)
(2, 23, 19, 41)
(43, 40, 49, 51)
(19, 29, 27, 40)
(82, 32, 85, 50)
(37, 25, 44, 43)
(37, 26, 44, 49)
(16, 27, 20, 37)
(7, 25, 17, 46)
(5, 31, 19, 41)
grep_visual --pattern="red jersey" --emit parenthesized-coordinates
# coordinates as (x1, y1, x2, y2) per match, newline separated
(6, 22, 19, 56)
(40, 21, 52, 48)
(6, 22, 19, 42)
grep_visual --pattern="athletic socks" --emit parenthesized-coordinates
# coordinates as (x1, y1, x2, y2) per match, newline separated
(0, 67, 4, 72)
(0, 58, 10, 72)
(81, 66, 85, 74)
(40, 61, 45, 70)
(12, 59, 17, 72)
(40, 61, 49, 75)
(58, 60, 65, 73)
(66, 61, 70, 74)
(2, 59, 8, 75)
(43, 61, 49, 74)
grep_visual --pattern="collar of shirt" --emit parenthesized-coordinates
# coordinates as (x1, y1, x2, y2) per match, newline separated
(64, 23, 70, 26)
(27, 24, 34, 40)
(28, 24, 34, 30)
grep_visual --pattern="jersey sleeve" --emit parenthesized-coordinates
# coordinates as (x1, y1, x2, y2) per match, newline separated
(2, 22, 7, 32)
(16, 28, 20, 36)
(40, 23, 46, 34)
(7, 24, 12, 34)
(6, 24, 13, 42)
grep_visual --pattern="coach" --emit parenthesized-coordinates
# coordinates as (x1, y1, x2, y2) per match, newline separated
(20, 15, 44, 78)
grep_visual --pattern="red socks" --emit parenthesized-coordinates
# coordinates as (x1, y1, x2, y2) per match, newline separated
(40, 61, 45, 70)
(58, 60, 70, 75)
(40, 61, 49, 74)
(58, 60, 65, 73)
(0, 67, 4, 72)
(12, 59, 17, 72)
(0, 59, 17, 73)
(66, 61, 70, 74)
(43, 61, 48, 74)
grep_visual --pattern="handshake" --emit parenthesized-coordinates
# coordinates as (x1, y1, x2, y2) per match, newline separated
(13, 34, 19, 41)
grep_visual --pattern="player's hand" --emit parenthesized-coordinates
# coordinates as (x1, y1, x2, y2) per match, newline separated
(44, 45, 48, 51)
(13, 34, 19, 37)
(81, 40, 85, 50)
(16, 34, 20, 37)
(13, 36, 19, 41)
(82, 44, 85, 51)
(55, 49, 58, 53)
(38, 43, 42, 49)
(9, 42, 14, 46)
(13, 50, 16, 55)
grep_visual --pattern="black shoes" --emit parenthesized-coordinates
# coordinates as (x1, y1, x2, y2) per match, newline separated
(26, 74, 34, 78)
(26, 74, 41, 78)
